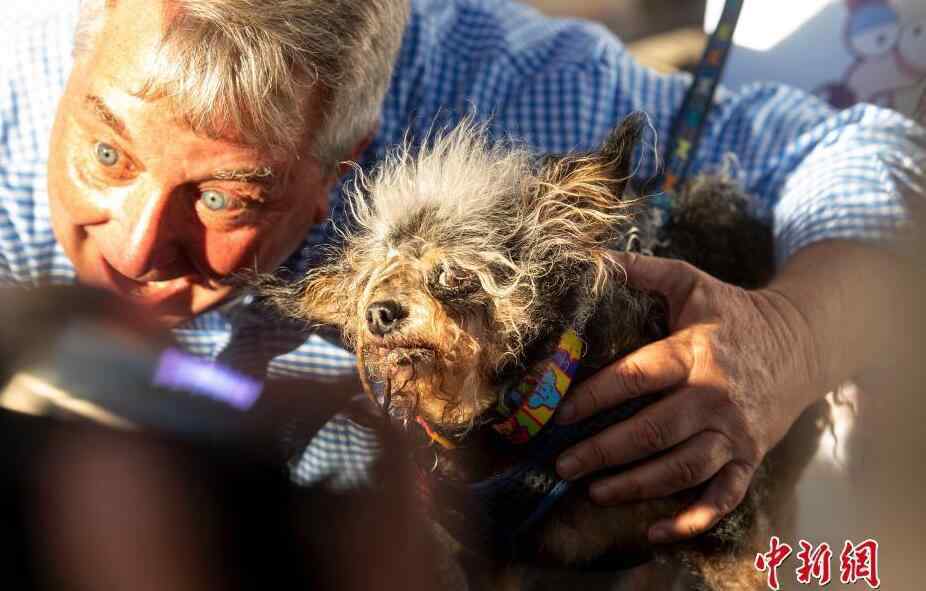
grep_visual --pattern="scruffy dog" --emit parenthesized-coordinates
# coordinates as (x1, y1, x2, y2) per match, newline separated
(265, 114, 828, 590)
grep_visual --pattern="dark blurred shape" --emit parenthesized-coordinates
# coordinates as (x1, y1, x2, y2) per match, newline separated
(0, 285, 440, 591)
(0, 285, 362, 461)
(815, 81, 858, 110)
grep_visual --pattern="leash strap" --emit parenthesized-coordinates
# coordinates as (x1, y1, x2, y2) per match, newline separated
(658, 0, 744, 201)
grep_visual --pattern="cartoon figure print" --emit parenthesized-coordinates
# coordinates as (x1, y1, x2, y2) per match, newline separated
(817, 0, 926, 123)
(527, 370, 562, 411)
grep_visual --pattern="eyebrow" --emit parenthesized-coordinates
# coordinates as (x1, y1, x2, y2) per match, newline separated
(83, 94, 278, 189)
(209, 166, 277, 189)
(84, 94, 130, 142)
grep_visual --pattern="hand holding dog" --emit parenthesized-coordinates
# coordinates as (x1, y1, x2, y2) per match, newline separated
(554, 250, 829, 545)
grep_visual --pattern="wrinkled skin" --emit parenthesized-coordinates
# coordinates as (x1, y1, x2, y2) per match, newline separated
(556, 253, 824, 544)
(47, 0, 360, 326)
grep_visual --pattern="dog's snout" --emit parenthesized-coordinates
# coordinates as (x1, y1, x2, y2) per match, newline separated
(365, 300, 407, 336)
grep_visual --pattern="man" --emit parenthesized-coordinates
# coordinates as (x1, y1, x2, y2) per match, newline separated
(1, 0, 922, 546)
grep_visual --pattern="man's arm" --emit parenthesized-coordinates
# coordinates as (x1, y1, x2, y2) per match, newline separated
(498, 21, 920, 253)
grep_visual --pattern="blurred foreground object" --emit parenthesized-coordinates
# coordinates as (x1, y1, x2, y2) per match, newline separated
(0, 285, 440, 591)
(0, 285, 356, 459)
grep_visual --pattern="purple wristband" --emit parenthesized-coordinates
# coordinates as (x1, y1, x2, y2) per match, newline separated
(153, 348, 263, 411)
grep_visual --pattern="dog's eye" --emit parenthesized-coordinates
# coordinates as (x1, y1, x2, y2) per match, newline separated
(438, 269, 454, 288)
(428, 266, 478, 300)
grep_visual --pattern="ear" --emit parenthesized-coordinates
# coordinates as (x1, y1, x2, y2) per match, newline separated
(531, 113, 645, 246)
(598, 111, 645, 187)
(256, 263, 351, 330)
(519, 114, 647, 303)
(297, 264, 354, 328)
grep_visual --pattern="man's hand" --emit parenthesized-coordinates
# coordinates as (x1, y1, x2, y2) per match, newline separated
(554, 251, 829, 544)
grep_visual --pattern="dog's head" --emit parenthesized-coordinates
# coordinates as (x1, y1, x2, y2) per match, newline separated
(270, 115, 646, 433)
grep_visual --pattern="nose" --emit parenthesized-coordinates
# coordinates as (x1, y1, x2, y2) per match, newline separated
(103, 185, 182, 280)
(365, 300, 408, 336)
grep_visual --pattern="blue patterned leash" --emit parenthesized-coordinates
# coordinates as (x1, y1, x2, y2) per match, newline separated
(652, 0, 744, 214)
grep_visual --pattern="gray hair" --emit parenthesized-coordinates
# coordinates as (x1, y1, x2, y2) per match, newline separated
(74, 0, 410, 164)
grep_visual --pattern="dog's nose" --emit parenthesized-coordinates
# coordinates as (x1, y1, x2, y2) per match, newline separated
(365, 300, 407, 336)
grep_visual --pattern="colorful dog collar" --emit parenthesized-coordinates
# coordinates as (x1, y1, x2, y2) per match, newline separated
(493, 329, 584, 444)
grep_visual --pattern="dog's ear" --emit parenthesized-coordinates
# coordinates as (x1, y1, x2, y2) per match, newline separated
(518, 114, 646, 301)
(530, 113, 645, 248)
(598, 111, 645, 189)
(297, 264, 354, 328)
(256, 262, 353, 330)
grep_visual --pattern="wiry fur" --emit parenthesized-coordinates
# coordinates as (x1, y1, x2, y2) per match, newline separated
(262, 114, 827, 590)
(266, 116, 653, 430)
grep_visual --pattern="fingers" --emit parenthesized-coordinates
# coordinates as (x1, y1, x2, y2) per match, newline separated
(557, 337, 692, 425)
(647, 460, 755, 544)
(612, 252, 701, 311)
(586, 430, 735, 505)
(556, 388, 712, 480)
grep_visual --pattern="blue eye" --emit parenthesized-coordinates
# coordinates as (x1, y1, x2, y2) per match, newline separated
(95, 142, 119, 166)
(201, 190, 228, 211)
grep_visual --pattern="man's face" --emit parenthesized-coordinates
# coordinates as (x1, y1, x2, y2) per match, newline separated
(48, 2, 337, 326)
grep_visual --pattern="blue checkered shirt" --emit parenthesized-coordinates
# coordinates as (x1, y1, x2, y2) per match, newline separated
(2, 0, 924, 488)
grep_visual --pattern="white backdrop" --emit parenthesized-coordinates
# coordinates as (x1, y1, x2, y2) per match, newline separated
(705, 0, 926, 123)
